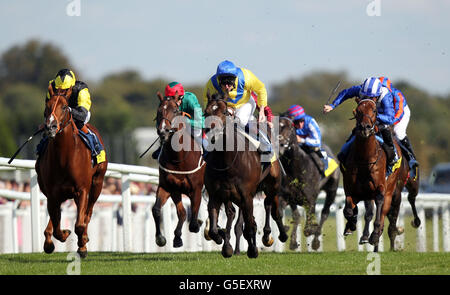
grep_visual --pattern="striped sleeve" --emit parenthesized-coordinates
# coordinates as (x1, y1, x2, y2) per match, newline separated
(304, 118, 322, 148)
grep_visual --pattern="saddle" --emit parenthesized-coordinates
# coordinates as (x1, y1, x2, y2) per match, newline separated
(302, 146, 338, 177)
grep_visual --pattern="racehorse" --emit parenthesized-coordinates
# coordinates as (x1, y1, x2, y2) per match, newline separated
(203, 92, 288, 258)
(152, 91, 205, 248)
(341, 99, 404, 251)
(36, 85, 107, 258)
(359, 150, 421, 250)
(277, 117, 340, 250)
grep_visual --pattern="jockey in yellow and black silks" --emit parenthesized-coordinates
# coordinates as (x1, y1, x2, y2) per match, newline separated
(46, 69, 92, 130)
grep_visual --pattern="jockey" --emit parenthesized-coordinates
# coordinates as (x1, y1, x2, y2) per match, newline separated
(46, 69, 92, 130)
(378, 76, 419, 172)
(287, 104, 330, 176)
(323, 77, 399, 174)
(37, 69, 103, 159)
(203, 60, 272, 155)
(152, 81, 204, 159)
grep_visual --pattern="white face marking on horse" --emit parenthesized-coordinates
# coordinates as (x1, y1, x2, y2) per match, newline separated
(212, 105, 218, 111)
(49, 114, 55, 124)
(163, 105, 167, 110)
(161, 121, 166, 129)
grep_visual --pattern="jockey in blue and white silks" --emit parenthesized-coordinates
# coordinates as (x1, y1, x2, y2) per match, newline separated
(323, 77, 400, 175)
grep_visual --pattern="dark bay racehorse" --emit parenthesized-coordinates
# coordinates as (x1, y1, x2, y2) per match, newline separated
(203, 92, 287, 258)
(152, 92, 205, 248)
(36, 86, 107, 258)
(278, 117, 340, 250)
(341, 99, 404, 251)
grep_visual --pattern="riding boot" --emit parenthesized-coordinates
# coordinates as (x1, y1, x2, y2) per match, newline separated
(152, 146, 162, 160)
(400, 137, 419, 168)
(379, 126, 397, 166)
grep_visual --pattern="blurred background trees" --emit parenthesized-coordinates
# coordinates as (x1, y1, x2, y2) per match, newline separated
(0, 39, 448, 178)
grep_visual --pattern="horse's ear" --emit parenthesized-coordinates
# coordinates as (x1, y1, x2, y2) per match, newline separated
(157, 91, 164, 101)
(48, 84, 54, 98)
(174, 90, 179, 101)
(355, 97, 361, 104)
(66, 87, 73, 99)
(206, 90, 211, 102)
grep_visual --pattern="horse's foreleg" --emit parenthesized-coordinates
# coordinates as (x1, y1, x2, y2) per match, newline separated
(152, 186, 170, 247)
(343, 196, 358, 236)
(207, 197, 223, 245)
(83, 173, 104, 246)
(221, 201, 235, 258)
(369, 192, 387, 250)
(47, 198, 71, 244)
(387, 193, 402, 251)
(188, 187, 202, 233)
(269, 194, 288, 243)
(406, 180, 421, 228)
(234, 208, 244, 255)
(360, 200, 374, 244)
(74, 190, 89, 258)
(304, 200, 319, 237)
(242, 196, 258, 259)
(172, 193, 186, 248)
(290, 204, 300, 250)
(262, 195, 274, 247)
(313, 190, 336, 250)
(43, 218, 55, 254)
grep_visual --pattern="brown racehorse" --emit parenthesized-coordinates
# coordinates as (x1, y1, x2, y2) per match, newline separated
(341, 99, 404, 251)
(35, 85, 107, 258)
(152, 91, 205, 248)
(203, 92, 288, 258)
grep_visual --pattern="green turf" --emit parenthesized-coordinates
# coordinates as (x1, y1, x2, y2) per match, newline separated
(0, 251, 448, 275)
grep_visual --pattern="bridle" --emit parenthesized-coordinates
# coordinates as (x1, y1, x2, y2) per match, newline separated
(46, 95, 76, 136)
(356, 99, 377, 137)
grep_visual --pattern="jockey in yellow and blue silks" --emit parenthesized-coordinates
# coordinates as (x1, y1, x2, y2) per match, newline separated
(323, 77, 400, 175)
(203, 60, 272, 155)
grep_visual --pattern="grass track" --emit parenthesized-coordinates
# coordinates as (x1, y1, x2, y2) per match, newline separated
(0, 251, 448, 275)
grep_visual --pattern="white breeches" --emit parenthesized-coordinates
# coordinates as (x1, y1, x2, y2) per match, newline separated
(234, 98, 256, 127)
(393, 105, 410, 141)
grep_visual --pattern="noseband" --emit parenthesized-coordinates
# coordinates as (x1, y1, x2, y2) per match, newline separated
(46, 95, 75, 136)
(356, 99, 377, 136)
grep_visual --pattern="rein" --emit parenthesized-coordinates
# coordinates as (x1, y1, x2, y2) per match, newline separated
(49, 95, 77, 136)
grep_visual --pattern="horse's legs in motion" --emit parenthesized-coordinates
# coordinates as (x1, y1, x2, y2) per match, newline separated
(152, 186, 171, 247)
(234, 208, 244, 255)
(43, 198, 71, 254)
(188, 186, 202, 233)
(370, 191, 390, 251)
(81, 173, 104, 254)
(172, 192, 186, 248)
(221, 201, 236, 258)
(264, 191, 288, 246)
(387, 191, 403, 251)
(406, 178, 421, 228)
(207, 196, 223, 245)
(289, 204, 301, 250)
(360, 200, 374, 244)
(303, 199, 319, 237)
(242, 194, 258, 259)
(74, 190, 90, 258)
(343, 196, 358, 236)
(313, 188, 337, 250)
(262, 194, 275, 247)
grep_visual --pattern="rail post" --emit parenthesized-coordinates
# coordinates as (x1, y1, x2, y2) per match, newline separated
(29, 169, 41, 252)
(121, 173, 132, 252)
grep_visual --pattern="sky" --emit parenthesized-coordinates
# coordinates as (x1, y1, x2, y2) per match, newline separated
(0, 0, 449, 96)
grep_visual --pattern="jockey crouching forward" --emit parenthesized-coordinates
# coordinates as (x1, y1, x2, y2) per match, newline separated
(323, 77, 400, 175)
(152, 82, 205, 159)
(36, 69, 104, 161)
(379, 76, 419, 176)
(287, 104, 337, 177)
(203, 60, 273, 161)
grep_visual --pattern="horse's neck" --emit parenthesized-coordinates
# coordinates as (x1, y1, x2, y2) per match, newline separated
(354, 134, 379, 161)
(162, 130, 198, 165)
(48, 125, 79, 164)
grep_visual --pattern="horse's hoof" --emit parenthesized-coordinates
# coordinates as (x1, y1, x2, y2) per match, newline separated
(304, 228, 313, 237)
(262, 235, 274, 247)
(359, 236, 369, 245)
(197, 219, 203, 227)
(77, 249, 88, 259)
(209, 231, 223, 245)
(411, 218, 421, 228)
(155, 235, 167, 247)
(218, 228, 227, 239)
(204, 229, 212, 241)
(57, 230, 71, 243)
(173, 237, 183, 248)
(289, 242, 299, 250)
(234, 249, 241, 256)
(43, 242, 55, 254)
(247, 246, 259, 259)
(369, 232, 379, 246)
(222, 244, 233, 258)
(311, 237, 320, 250)
(397, 226, 405, 235)
(344, 229, 353, 236)
(189, 222, 200, 233)
(279, 232, 288, 243)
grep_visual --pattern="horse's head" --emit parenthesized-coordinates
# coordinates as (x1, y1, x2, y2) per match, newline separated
(204, 92, 235, 133)
(44, 85, 73, 138)
(156, 91, 182, 143)
(355, 99, 378, 138)
(278, 117, 297, 155)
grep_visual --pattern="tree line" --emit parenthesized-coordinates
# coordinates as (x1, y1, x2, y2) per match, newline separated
(1, 40, 449, 178)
